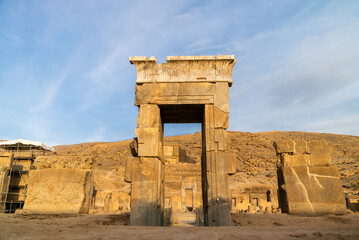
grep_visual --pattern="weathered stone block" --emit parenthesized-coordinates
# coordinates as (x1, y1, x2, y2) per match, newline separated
(137, 104, 160, 128)
(278, 166, 346, 215)
(22, 169, 94, 214)
(124, 156, 140, 183)
(307, 154, 331, 166)
(136, 157, 161, 182)
(130, 181, 162, 226)
(155, 82, 215, 105)
(130, 56, 235, 86)
(226, 152, 237, 175)
(281, 154, 307, 167)
(274, 140, 295, 154)
(135, 127, 160, 157)
(214, 107, 229, 129)
(214, 82, 229, 112)
(215, 129, 229, 151)
(164, 145, 174, 156)
(125, 157, 162, 183)
(135, 84, 156, 105)
(307, 140, 332, 155)
(135, 82, 217, 105)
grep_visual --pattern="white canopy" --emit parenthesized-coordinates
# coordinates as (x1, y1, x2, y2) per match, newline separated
(0, 139, 54, 152)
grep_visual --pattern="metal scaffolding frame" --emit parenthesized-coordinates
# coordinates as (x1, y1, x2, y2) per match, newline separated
(0, 142, 47, 213)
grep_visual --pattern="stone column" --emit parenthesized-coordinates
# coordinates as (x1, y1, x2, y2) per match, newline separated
(202, 83, 236, 226)
(129, 104, 164, 226)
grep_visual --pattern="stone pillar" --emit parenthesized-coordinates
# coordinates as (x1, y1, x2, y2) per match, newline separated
(128, 104, 164, 226)
(202, 83, 235, 226)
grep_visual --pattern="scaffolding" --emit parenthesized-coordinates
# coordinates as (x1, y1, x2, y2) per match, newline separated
(0, 140, 54, 213)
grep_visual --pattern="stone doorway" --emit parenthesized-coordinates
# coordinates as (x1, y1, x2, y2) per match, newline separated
(125, 55, 236, 226)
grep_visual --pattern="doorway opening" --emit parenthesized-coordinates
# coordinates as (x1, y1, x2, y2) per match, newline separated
(160, 104, 205, 226)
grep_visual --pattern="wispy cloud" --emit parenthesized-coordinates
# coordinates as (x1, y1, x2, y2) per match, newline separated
(0, 0, 358, 145)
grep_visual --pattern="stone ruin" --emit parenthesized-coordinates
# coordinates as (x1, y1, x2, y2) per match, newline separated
(0, 141, 94, 215)
(274, 139, 346, 215)
(22, 168, 93, 214)
(230, 184, 279, 214)
(0, 55, 350, 227)
(126, 55, 237, 226)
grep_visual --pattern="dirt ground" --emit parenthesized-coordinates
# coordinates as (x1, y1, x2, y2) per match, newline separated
(0, 213, 358, 240)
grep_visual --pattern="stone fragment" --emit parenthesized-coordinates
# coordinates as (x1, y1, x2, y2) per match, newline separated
(281, 154, 307, 167)
(214, 107, 229, 129)
(135, 84, 156, 105)
(278, 166, 346, 215)
(307, 154, 331, 166)
(137, 104, 160, 128)
(275, 139, 345, 215)
(274, 140, 295, 154)
(214, 82, 229, 112)
(130, 181, 161, 226)
(215, 129, 229, 151)
(124, 156, 141, 183)
(135, 127, 160, 157)
(22, 168, 94, 214)
(226, 152, 237, 175)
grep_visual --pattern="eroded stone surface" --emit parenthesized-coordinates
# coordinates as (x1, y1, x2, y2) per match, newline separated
(22, 168, 94, 214)
(275, 139, 346, 215)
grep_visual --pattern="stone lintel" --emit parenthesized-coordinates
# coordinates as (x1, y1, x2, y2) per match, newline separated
(130, 55, 236, 86)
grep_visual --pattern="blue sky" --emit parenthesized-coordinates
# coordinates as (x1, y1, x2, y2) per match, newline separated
(0, 0, 358, 145)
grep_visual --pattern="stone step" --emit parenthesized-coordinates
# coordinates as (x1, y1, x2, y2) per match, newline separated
(174, 212, 196, 227)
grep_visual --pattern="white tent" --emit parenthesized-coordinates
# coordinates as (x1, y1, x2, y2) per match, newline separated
(0, 139, 54, 152)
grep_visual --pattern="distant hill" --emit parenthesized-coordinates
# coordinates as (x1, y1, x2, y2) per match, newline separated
(51, 131, 359, 199)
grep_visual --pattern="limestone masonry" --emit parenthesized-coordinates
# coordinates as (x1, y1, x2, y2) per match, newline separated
(127, 55, 236, 226)
(22, 168, 94, 214)
(274, 139, 346, 215)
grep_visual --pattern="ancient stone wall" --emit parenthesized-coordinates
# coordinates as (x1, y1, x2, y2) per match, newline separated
(22, 168, 94, 214)
(230, 184, 279, 213)
(274, 139, 346, 215)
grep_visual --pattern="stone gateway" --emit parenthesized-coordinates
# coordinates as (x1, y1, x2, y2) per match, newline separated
(126, 56, 236, 226)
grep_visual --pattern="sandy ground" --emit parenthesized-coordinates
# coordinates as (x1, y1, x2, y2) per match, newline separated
(0, 213, 358, 240)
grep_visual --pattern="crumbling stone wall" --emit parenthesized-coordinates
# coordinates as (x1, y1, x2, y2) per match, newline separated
(22, 168, 94, 214)
(274, 139, 346, 215)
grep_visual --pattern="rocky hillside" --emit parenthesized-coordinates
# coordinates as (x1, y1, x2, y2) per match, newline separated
(48, 131, 359, 200)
